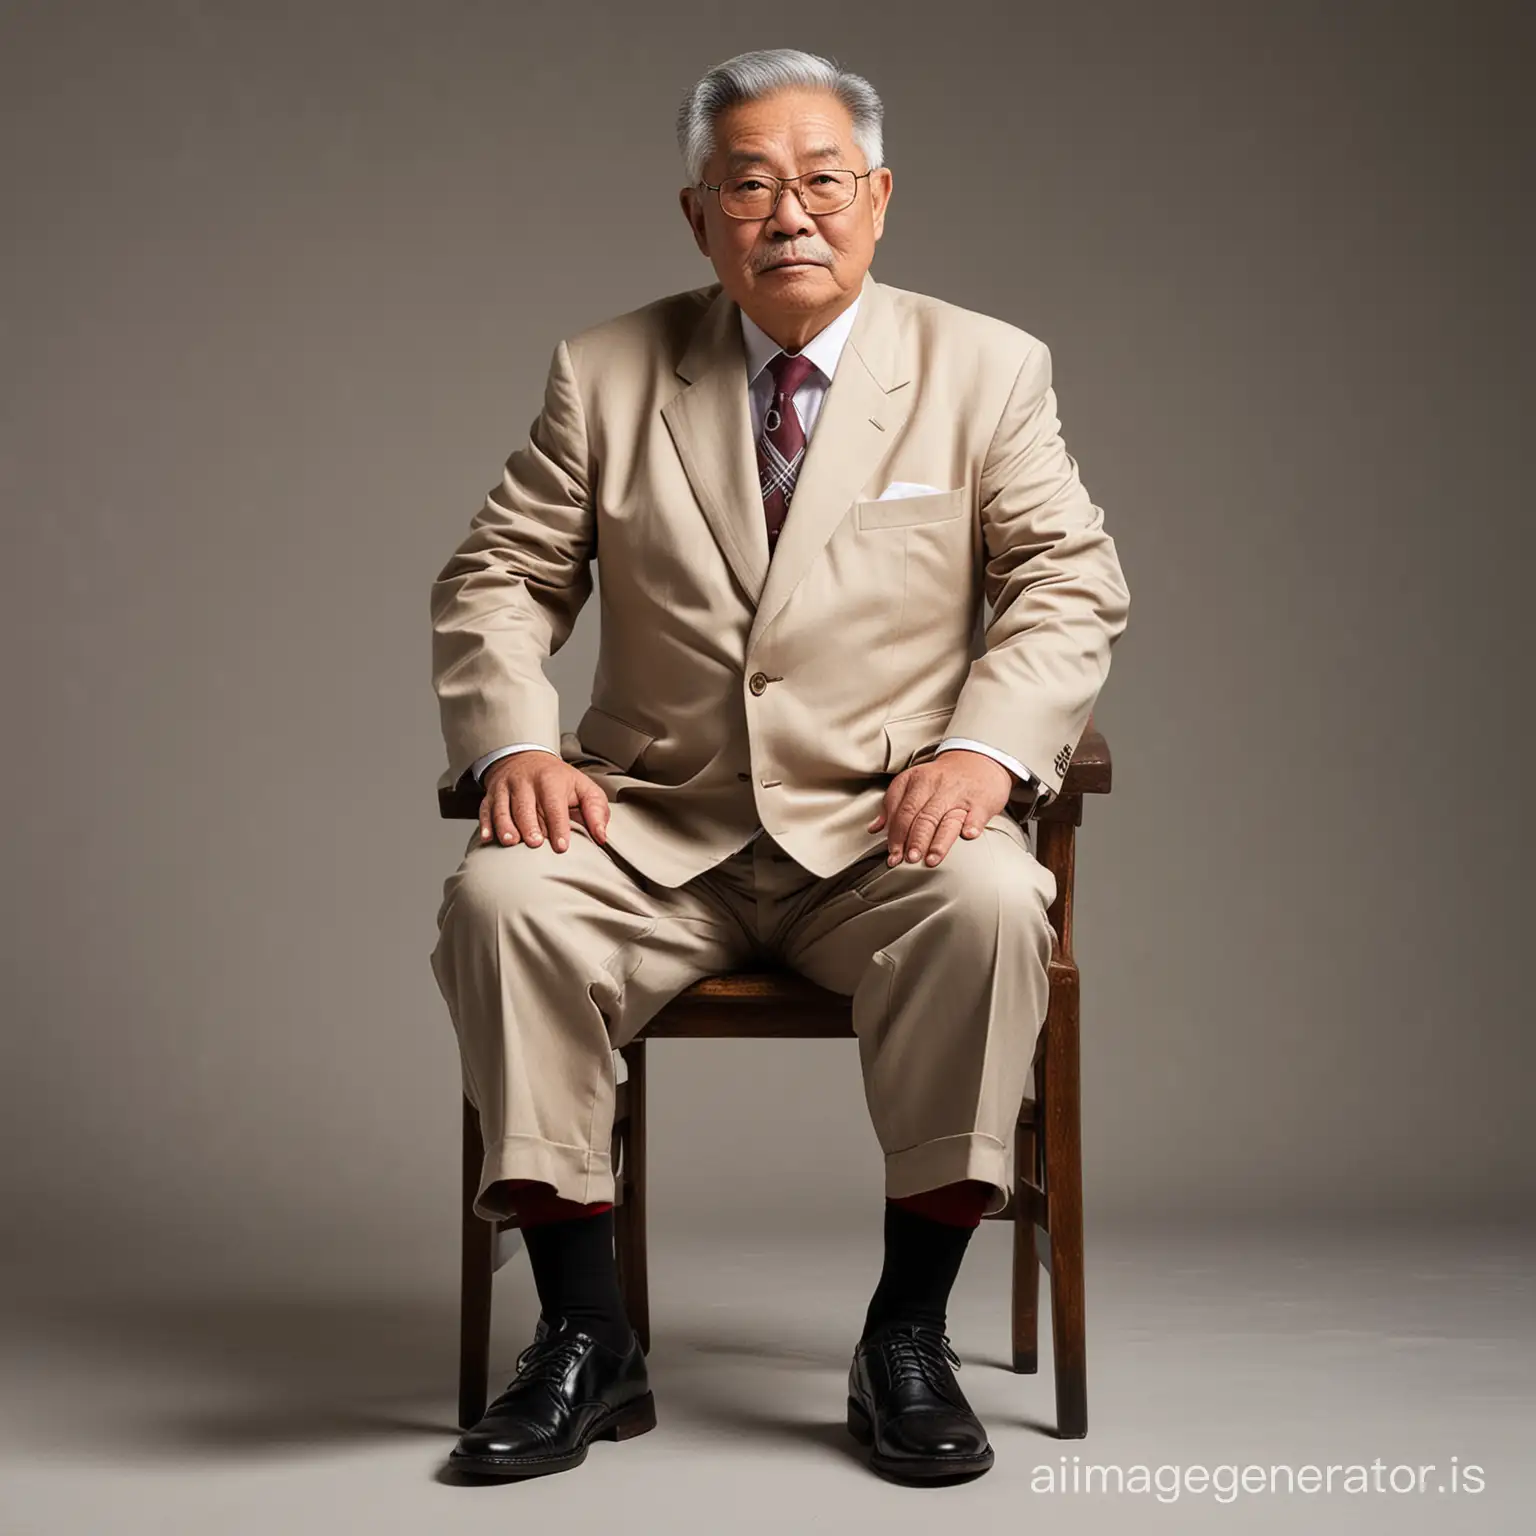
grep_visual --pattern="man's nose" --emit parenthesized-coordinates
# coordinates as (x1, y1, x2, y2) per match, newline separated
(766, 185, 815, 235)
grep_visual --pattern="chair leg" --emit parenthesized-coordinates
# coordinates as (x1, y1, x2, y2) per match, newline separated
(1011, 1104, 1041, 1373)
(614, 1040, 651, 1354)
(458, 1094, 496, 1430)
(1043, 969, 1087, 1437)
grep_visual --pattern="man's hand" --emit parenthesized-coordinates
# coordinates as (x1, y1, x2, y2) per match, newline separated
(478, 753, 611, 852)
(867, 749, 1014, 867)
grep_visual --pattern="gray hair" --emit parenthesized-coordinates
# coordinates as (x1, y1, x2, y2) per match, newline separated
(675, 48, 885, 187)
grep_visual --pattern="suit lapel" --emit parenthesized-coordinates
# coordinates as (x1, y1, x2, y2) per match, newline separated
(661, 269, 914, 659)
(660, 286, 770, 605)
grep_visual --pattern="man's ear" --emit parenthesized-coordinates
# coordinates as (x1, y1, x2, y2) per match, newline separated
(870, 167, 893, 239)
(679, 188, 709, 257)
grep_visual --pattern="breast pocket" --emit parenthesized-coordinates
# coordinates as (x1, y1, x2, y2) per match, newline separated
(854, 486, 968, 531)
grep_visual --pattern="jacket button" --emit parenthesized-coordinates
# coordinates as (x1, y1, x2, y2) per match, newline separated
(748, 671, 769, 695)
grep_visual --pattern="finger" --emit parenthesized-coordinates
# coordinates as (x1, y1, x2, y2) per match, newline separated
(888, 779, 940, 863)
(577, 781, 609, 844)
(922, 804, 972, 866)
(884, 779, 917, 861)
(543, 786, 572, 852)
(897, 790, 948, 864)
(511, 778, 543, 847)
(479, 788, 493, 842)
(867, 785, 894, 832)
(491, 778, 521, 846)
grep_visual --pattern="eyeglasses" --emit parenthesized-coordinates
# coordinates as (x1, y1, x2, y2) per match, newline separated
(698, 168, 872, 220)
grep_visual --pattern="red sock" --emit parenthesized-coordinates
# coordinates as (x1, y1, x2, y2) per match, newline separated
(889, 1178, 992, 1229)
(493, 1178, 613, 1227)
(495, 1180, 985, 1227)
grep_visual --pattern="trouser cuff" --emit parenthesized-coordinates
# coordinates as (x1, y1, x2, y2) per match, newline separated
(474, 1132, 615, 1223)
(885, 1132, 1011, 1218)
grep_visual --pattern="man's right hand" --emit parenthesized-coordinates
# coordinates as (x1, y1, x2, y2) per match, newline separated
(478, 753, 611, 853)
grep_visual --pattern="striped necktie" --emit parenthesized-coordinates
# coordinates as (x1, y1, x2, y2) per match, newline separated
(757, 350, 818, 552)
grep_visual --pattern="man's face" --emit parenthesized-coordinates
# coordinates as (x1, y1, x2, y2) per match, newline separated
(679, 86, 892, 349)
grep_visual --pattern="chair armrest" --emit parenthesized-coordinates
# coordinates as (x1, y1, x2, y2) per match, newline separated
(439, 770, 484, 821)
(1061, 721, 1111, 797)
(1030, 720, 1112, 827)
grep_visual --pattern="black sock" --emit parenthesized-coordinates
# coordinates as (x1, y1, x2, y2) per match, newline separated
(520, 1207, 634, 1355)
(860, 1198, 977, 1341)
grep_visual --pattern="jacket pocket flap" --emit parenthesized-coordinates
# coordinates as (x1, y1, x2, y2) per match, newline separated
(855, 486, 967, 530)
(576, 705, 656, 770)
(882, 706, 955, 772)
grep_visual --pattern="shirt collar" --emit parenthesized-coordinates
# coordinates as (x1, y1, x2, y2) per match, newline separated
(739, 290, 862, 387)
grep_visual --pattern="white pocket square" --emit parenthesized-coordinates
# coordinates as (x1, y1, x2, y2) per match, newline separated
(877, 481, 945, 500)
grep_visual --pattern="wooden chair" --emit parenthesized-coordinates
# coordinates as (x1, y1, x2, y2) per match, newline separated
(440, 722, 1112, 1440)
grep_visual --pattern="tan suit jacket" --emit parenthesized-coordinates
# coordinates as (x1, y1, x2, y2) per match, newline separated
(431, 268, 1130, 888)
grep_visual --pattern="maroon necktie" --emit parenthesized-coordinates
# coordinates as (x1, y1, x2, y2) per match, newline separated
(757, 350, 818, 552)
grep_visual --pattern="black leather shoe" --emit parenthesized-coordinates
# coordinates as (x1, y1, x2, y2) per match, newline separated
(847, 1321, 994, 1481)
(449, 1315, 656, 1479)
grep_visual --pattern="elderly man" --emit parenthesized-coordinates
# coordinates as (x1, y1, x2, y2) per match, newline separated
(429, 47, 1129, 1484)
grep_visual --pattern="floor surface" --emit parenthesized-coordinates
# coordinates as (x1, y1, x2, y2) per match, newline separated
(1, 1218, 1529, 1534)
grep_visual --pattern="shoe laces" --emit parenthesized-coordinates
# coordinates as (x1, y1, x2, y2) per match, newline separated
(507, 1318, 589, 1391)
(873, 1322, 963, 1392)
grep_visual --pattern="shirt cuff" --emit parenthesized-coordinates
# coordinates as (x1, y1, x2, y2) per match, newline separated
(937, 736, 1036, 786)
(469, 742, 559, 785)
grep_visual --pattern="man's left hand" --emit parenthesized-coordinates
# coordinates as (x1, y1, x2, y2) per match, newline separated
(867, 749, 1015, 867)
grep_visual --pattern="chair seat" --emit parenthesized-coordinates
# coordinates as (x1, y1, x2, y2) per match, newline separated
(646, 967, 852, 1037)
(646, 931, 1066, 1039)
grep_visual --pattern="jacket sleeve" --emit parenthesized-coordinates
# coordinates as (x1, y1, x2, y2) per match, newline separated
(430, 338, 595, 794)
(942, 338, 1130, 804)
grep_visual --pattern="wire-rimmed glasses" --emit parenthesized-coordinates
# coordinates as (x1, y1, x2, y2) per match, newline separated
(698, 168, 873, 220)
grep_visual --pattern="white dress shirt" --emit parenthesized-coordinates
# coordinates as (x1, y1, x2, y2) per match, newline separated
(470, 292, 1044, 809)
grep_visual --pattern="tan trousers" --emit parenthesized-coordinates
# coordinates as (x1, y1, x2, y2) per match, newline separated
(429, 811, 1057, 1224)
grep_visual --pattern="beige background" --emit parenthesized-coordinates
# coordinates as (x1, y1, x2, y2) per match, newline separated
(2, 0, 1530, 1307)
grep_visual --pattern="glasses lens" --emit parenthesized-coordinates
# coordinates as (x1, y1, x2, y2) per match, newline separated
(720, 170, 856, 218)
